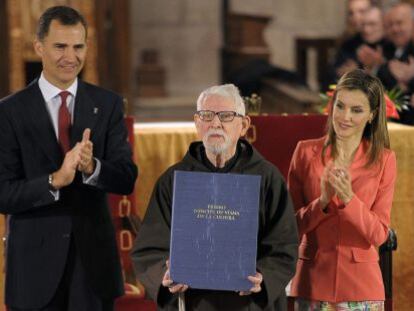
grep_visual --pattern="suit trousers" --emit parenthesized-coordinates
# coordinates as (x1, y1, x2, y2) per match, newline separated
(9, 235, 114, 311)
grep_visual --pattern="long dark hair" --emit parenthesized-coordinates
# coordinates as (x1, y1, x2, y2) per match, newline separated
(323, 69, 390, 167)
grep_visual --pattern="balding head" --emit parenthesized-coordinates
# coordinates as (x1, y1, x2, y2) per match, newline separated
(385, 3, 414, 47)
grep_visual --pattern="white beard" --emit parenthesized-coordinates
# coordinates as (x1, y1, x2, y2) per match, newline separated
(202, 129, 231, 156)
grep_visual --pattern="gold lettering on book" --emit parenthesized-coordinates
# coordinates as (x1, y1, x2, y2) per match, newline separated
(193, 204, 240, 221)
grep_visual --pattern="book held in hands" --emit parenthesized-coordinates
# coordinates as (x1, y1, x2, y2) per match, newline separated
(169, 170, 261, 291)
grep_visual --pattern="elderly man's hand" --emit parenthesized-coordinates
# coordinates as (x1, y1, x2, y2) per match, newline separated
(389, 59, 414, 83)
(239, 272, 263, 296)
(401, 56, 414, 83)
(357, 45, 384, 69)
(161, 260, 189, 294)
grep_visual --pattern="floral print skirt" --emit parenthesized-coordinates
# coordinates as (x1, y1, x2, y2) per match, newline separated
(295, 298, 384, 311)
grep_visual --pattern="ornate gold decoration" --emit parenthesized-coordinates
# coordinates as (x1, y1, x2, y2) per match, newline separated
(119, 230, 133, 251)
(118, 195, 131, 217)
(244, 93, 262, 115)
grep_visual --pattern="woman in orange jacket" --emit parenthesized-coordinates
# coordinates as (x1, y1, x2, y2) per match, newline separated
(288, 69, 396, 311)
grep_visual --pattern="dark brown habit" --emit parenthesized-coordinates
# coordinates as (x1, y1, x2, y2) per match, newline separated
(132, 140, 298, 311)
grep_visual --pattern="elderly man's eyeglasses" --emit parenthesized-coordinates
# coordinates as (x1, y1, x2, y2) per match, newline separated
(196, 110, 244, 122)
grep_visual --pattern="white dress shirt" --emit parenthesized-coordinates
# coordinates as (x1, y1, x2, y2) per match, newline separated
(38, 73, 101, 199)
(38, 72, 77, 137)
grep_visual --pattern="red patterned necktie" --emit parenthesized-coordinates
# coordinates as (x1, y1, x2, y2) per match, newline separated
(58, 91, 71, 153)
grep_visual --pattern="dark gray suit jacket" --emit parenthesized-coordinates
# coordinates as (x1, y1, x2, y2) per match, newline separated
(0, 79, 138, 309)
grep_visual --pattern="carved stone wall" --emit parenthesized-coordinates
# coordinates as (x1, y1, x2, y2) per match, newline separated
(231, 0, 346, 73)
(130, 0, 221, 97)
(129, 0, 350, 97)
(232, 0, 396, 72)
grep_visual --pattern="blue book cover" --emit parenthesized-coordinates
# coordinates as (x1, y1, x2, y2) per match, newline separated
(169, 170, 261, 291)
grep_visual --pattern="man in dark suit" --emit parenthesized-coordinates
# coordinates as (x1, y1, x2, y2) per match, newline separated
(333, 0, 373, 79)
(356, 6, 387, 74)
(377, 3, 414, 124)
(0, 6, 138, 310)
(333, 5, 387, 79)
(377, 3, 414, 90)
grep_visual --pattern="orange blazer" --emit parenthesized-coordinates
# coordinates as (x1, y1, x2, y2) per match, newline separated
(287, 137, 396, 303)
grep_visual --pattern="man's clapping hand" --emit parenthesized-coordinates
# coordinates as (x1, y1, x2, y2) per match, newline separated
(77, 128, 95, 175)
(51, 128, 94, 189)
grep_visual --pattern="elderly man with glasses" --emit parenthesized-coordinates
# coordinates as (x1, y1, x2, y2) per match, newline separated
(132, 84, 298, 311)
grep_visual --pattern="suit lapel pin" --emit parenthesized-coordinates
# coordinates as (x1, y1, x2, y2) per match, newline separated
(93, 107, 99, 114)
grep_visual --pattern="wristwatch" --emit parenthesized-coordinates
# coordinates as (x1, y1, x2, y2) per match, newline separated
(48, 174, 56, 191)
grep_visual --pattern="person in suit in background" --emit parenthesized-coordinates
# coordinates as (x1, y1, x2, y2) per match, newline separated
(347, 0, 374, 36)
(325, 0, 375, 88)
(334, 5, 387, 79)
(0, 6, 137, 311)
(377, 2, 414, 124)
(288, 69, 396, 311)
(355, 6, 387, 74)
(132, 84, 298, 311)
(378, 3, 414, 90)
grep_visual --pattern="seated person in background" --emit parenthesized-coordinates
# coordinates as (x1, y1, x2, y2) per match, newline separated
(346, 0, 374, 36)
(333, 0, 374, 78)
(131, 84, 298, 311)
(288, 69, 396, 311)
(377, 2, 414, 123)
(357, 6, 387, 74)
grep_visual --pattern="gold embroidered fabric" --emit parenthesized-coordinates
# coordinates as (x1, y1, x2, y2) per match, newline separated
(133, 123, 198, 220)
(388, 122, 414, 311)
